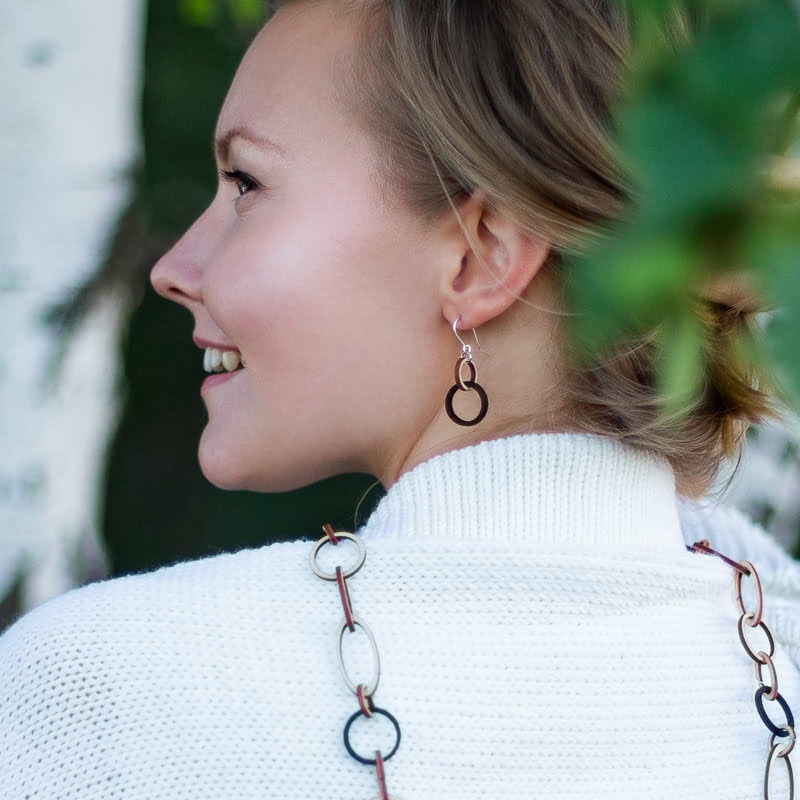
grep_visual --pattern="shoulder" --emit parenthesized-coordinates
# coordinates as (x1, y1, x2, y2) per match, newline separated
(0, 539, 329, 791)
(0, 539, 353, 794)
(0, 538, 320, 707)
(4, 538, 308, 635)
(1, 538, 316, 650)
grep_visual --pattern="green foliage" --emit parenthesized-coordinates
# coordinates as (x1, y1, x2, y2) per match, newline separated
(179, 0, 216, 25)
(757, 201, 800, 399)
(179, 0, 265, 28)
(570, 0, 800, 406)
(659, 309, 705, 408)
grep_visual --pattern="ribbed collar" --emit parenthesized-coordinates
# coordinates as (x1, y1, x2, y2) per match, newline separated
(362, 433, 685, 553)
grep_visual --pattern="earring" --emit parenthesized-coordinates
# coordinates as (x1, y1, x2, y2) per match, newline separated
(444, 317, 489, 427)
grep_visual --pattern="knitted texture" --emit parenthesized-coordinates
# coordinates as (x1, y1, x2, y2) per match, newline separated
(1, 433, 799, 799)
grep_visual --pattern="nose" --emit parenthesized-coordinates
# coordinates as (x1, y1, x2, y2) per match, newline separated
(150, 205, 215, 310)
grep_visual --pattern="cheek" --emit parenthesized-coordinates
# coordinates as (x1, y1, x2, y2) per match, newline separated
(203, 206, 317, 327)
(208, 189, 419, 336)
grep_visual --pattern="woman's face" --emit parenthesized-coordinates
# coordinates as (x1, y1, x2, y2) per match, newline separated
(150, 2, 449, 491)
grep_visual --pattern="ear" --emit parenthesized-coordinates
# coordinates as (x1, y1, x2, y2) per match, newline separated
(439, 193, 551, 330)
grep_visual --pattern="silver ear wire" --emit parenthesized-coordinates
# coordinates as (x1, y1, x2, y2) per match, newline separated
(452, 316, 490, 360)
(471, 326, 488, 357)
(452, 316, 472, 360)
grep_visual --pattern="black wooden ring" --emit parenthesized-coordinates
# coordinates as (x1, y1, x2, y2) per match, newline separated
(343, 707, 401, 765)
(445, 380, 489, 426)
(755, 686, 795, 737)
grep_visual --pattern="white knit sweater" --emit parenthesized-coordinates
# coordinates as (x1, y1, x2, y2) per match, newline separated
(2, 433, 799, 799)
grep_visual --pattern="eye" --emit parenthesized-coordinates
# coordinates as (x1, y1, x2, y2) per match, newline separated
(220, 169, 258, 197)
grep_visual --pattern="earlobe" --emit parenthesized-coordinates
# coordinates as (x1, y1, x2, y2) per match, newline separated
(440, 195, 551, 330)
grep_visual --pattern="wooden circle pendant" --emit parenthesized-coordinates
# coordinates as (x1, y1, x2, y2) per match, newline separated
(445, 360, 489, 427)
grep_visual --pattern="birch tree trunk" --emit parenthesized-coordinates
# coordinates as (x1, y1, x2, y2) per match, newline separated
(0, 0, 145, 613)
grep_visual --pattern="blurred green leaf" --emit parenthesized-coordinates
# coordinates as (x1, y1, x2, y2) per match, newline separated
(179, 0, 218, 26)
(776, 91, 800, 155)
(749, 211, 800, 402)
(658, 311, 705, 412)
(675, 1, 800, 117)
(229, 0, 264, 26)
(569, 234, 697, 349)
(179, 0, 264, 28)
(574, 0, 800, 412)
(620, 97, 752, 229)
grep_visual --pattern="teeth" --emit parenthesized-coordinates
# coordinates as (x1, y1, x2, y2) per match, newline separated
(221, 351, 240, 371)
(203, 347, 244, 373)
(205, 348, 222, 372)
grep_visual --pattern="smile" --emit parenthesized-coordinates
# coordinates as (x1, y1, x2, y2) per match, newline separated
(203, 347, 245, 373)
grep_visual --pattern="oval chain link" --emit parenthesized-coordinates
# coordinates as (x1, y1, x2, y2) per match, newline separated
(337, 616, 381, 696)
(773, 727, 798, 759)
(738, 616, 776, 663)
(765, 740, 795, 800)
(455, 356, 477, 392)
(312, 524, 401, 800)
(736, 559, 765, 628)
(757, 653, 780, 702)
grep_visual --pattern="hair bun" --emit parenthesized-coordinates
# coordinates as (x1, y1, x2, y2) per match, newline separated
(700, 272, 764, 316)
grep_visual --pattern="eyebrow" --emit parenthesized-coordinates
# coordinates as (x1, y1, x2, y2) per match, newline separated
(214, 127, 290, 163)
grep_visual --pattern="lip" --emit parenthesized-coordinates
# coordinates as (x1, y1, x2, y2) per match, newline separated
(194, 336, 240, 352)
(201, 371, 242, 394)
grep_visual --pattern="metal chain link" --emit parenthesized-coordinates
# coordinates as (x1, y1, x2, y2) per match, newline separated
(690, 540, 796, 799)
(311, 523, 401, 800)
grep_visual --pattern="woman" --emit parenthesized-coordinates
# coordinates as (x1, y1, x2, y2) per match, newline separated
(2, 1, 798, 798)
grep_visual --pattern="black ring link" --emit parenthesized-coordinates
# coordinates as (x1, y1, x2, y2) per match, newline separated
(343, 707, 402, 765)
(444, 381, 489, 426)
(755, 686, 795, 738)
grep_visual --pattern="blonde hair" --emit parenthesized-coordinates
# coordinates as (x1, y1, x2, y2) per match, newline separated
(278, 0, 773, 495)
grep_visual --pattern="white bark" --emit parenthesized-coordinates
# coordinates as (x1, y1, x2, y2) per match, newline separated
(0, 0, 145, 609)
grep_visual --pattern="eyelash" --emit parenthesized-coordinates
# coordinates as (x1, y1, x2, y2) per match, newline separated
(220, 169, 258, 197)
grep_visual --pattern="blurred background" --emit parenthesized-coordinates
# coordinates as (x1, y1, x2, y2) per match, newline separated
(1, 0, 799, 632)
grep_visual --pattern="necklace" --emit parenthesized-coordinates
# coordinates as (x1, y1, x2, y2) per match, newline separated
(311, 524, 796, 799)
(310, 523, 400, 800)
(688, 539, 795, 798)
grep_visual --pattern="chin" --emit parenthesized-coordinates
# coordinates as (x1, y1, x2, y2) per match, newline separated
(198, 431, 265, 492)
(197, 430, 347, 494)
